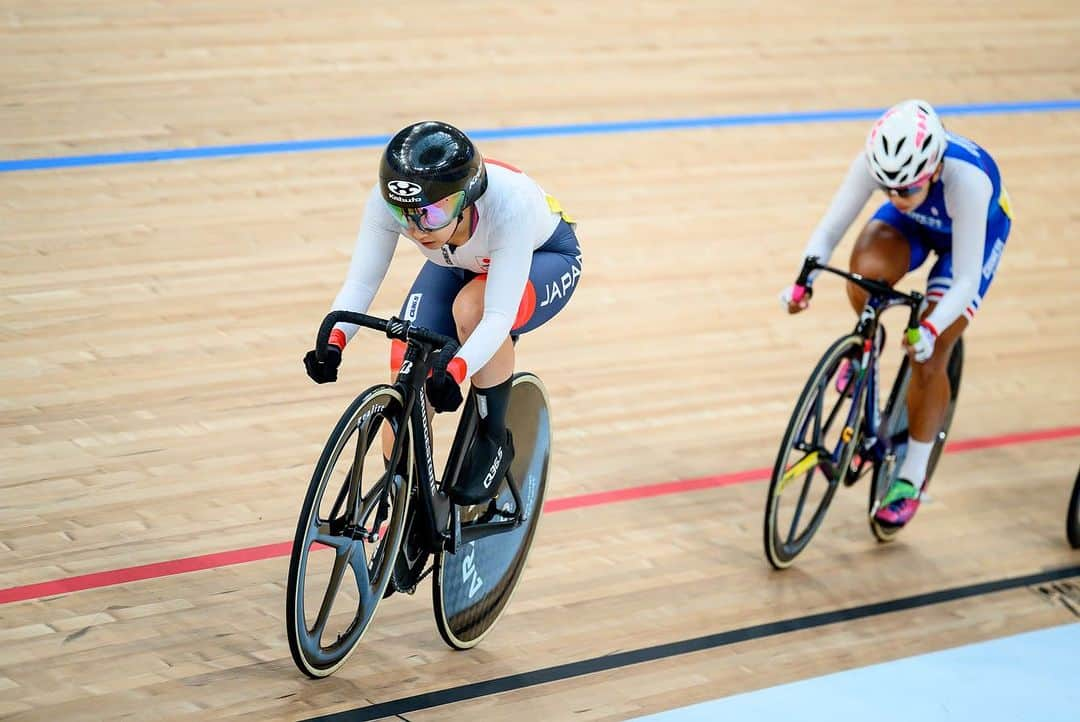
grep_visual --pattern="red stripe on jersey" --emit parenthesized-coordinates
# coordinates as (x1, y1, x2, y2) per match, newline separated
(469, 203, 480, 235)
(469, 275, 537, 331)
(512, 281, 537, 331)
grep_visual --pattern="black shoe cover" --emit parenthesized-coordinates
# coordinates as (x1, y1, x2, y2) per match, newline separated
(449, 429, 515, 506)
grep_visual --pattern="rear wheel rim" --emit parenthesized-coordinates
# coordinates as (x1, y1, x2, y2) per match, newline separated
(433, 372, 551, 649)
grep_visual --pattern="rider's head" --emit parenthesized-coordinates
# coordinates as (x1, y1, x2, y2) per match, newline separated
(379, 121, 487, 243)
(865, 100, 946, 208)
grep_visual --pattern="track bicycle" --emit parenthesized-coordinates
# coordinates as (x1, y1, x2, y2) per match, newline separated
(286, 310, 552, 677)
(764, 256, 963, 569)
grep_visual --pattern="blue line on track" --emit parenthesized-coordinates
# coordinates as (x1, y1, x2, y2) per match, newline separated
(3, 98, 1078, 173)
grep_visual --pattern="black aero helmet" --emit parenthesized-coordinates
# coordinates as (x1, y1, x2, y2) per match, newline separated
(379, 121, 487, 211)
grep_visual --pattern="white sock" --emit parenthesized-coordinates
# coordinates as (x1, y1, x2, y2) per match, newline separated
(898, 439, 934, 487)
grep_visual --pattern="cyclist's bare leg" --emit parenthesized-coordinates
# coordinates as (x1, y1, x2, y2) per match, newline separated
(907, 303, 965, 444)
(848, 222, 963, 443)
(845, 220, 910, 312)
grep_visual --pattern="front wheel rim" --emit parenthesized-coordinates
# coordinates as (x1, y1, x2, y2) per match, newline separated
(767, 336, 862, 567)
(288, 389, 412, 676)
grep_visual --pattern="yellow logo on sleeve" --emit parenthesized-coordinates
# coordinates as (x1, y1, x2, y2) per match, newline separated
(998, 185, 1014, 219)
(545, 194, 576, 224)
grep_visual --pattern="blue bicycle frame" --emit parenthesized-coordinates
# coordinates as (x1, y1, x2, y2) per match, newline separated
(795, 257, 925, 486)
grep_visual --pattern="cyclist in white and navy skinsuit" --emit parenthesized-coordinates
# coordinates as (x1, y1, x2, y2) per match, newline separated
(304, 121, 582, 506)
(338, 161, 580, 381)
(781, 99, 1012, 529)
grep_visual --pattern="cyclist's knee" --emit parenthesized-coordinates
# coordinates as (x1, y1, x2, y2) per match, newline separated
(850, 221, 909, 283)
(452, 278, 485, 339)
(911, 354, 947, 382)
(846, 222, 910, 311)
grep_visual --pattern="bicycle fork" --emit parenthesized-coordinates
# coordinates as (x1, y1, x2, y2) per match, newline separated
(836, 309, 885, 482)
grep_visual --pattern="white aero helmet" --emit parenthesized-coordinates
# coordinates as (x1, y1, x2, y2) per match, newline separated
(865, 99, 946, 189)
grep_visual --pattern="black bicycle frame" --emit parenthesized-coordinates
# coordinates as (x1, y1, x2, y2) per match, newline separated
(315, 310, 527, 556)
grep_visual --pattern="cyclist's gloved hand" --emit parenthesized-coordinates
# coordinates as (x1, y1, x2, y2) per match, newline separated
(304, 344, 342, 384)
(904, 321, 938, 363)
(779, 283, 812, 314)
(426, 342, 465, 413)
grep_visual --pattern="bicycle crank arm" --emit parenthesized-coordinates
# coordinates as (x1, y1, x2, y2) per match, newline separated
(460, 518, 523, 544)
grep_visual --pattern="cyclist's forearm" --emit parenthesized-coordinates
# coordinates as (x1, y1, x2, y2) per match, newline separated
(455, 309, 515, 381)
(330, 186, 399, 343)
(453, 239, 532, 377)
(330, 281, 380, 344)
(801, 153, 875, 275)
(928, 166, 994, 332)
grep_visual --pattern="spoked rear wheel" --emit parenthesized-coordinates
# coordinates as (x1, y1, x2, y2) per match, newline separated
(433, 372, 551, 649)
(765, 335, 863, 569)
(286, 386, 413, 678)
(869, 337, 964, 542)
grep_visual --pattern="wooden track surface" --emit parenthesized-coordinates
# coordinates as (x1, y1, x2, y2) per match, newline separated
(2, 2, 1079, 719)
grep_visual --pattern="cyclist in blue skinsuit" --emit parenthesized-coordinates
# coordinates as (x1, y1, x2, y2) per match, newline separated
(781, 99, 1013, 529)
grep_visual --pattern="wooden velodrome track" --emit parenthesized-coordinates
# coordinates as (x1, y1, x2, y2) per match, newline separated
(3, 2, 1079, 719)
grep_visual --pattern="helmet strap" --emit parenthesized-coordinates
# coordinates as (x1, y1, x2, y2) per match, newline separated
(466, 204, 480, 237)
(444, 213, 466, 247)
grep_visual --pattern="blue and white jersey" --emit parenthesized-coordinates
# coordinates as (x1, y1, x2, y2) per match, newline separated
(801, 133, 1013, 333)
(899, 133, 1011, 236)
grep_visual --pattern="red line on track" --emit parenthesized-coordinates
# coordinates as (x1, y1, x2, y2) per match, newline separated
(3, 425, 1077, 605)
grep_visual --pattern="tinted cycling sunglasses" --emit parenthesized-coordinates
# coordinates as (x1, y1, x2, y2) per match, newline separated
(881, 179, 930, 199)
(386, 191, 467, 232)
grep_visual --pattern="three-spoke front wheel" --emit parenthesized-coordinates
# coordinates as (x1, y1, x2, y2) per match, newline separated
(765, 335, 863, 569)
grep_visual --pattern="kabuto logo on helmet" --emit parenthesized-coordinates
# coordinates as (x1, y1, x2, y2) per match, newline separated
(387, 180, 423, 199)
(380, 121, 489, 211)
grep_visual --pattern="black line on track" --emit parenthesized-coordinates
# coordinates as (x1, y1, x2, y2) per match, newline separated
(303, 564, 1080, 721)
